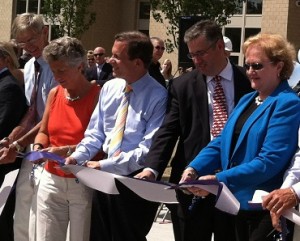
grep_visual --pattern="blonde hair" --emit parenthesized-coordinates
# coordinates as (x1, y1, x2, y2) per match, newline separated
(87, 50, 94, 59)
(161, 58, 172, 80)
(243, 33, 296, 80)
(0, 41, 19, 69)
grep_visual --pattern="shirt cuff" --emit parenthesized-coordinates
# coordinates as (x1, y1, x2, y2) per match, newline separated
(144, 167, 159, 179)
(99, 158, 116, 173)
(70, 152, 86, 165)
(292, 183, 300, 200)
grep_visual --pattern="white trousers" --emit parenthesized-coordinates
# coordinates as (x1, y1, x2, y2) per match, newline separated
(36, 169, 93, 241)
(294, 225, 300, 241)
(14, 158, 44, 241)
(293, 206, 300, 241)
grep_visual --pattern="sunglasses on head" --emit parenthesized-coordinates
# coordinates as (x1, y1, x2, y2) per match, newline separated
(94, 53, 104, 57)
(155, 46, 165, 51)
(244, 63, 264, 71)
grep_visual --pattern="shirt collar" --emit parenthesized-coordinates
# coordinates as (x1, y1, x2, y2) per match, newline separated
(207, 59, 233, 84)
(35, 56, 48, 69)
(127, 73, 151, 94)
(97, 63, 104, 68)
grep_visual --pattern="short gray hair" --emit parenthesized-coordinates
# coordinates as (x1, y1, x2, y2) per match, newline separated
(43, 36, 86, 69)
(12, 13, 45, 38)
(184, 20, 223, 44)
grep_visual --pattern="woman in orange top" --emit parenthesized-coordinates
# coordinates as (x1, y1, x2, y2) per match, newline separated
(33, 36, 101, 241)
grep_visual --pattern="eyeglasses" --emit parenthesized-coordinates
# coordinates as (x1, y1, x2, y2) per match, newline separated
(17, 36, 39, 48)
(155, 46, 165, 51)
(187, 40, 218, 59)
(244, 62, 273, 71)
(94, 53, 104, 57)
(244, 63, 264, 71)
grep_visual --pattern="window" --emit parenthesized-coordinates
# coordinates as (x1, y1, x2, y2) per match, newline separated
(139, 2, 150, 19)
(16, 0, 27, 14)
(224, 28, 242, 53)
(235, 0, 243, 14)
(245, 28, 261, 40)
(28, 0, 39, 13)
(16, 0, 40, 14)
(246, 0, 262, 14)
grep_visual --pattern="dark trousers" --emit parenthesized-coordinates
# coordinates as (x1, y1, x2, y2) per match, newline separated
(0, 160, 21, 241)
(0, 189, 15, 241)
(235, 210, 294, 241)
(168, 191, 236, 241)
(89, 179, 158, 241)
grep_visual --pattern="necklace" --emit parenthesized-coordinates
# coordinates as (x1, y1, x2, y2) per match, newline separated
(66, 95, 80, 102)
(255, 96, 264, 106)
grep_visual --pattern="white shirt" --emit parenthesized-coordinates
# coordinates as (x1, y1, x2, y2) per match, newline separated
(282, 127, 300, 198)
(206, 59, 235, 140)
(24, 56, 57, 122)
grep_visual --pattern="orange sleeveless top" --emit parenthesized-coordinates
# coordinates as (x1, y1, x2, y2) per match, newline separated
(45, 84, 100, 177)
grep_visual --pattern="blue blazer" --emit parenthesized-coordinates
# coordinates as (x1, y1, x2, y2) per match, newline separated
(189, 81, 300, 210)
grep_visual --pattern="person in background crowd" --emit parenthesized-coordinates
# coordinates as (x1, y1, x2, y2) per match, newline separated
(86, 50, 96, 68)
(136, 20, 252, 241)
(0, 41, 27, 241)
(182, 33, 300, 241)
(149, 37, 167, 88)
(65, 31, 167, 241)
(85, 46, 112, 86)
(161, 58, 173, 86)
(223, 36, 232, 58)
(6, 40, 25, 87)
(33, 36, 101, 241)
(0, 13, 57, 241)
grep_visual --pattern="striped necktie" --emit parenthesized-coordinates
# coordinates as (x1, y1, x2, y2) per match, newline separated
(211, 75, 227, 137)
(20, 60, 41, 130)
(108, 85, 132, 158)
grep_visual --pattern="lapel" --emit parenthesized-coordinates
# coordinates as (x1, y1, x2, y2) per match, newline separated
(192, 71, 208, 114)
(99, 68, 106, 80)
(232, 64, 251, 105)
(92, 66, 98, 79)
(0, 69, 10, 80)
(228, 81, 290, 160)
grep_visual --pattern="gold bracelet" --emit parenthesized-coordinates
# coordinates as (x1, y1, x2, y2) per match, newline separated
(290, 187, 300, 206)
(33, 143, 44, 150)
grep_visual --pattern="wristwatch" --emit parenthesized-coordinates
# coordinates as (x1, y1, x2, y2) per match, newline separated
(12, 141, 25, 152)
(66, 145, 72, 157)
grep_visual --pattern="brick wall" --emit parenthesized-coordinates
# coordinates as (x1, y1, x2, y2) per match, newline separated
(262, 0, 299, 54)
(0, 1, 14, 41)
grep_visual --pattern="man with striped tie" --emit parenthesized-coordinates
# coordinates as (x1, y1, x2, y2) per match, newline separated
(65, 31, 168, 241)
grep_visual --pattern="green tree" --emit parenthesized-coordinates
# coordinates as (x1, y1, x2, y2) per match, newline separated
(150, 0, 243, 52)
(42, 0, 96, 38)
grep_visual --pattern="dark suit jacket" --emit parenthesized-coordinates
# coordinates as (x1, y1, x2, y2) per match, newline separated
(145, 65, 252, 182)
(149, 62, 167, 88)
(85, 62, 113, 86)
(0, 69, 27, 241)
(0, 69, 27, 184)
(190, 81, 300, 209)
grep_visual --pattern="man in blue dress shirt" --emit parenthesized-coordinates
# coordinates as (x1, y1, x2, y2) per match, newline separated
(66, 31, 167, 241)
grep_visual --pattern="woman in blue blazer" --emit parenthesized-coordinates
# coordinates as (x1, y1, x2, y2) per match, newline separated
(181, 33, 300, 241)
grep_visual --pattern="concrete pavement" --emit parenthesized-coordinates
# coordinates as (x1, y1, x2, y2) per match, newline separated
(147, 204, 174, 241)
